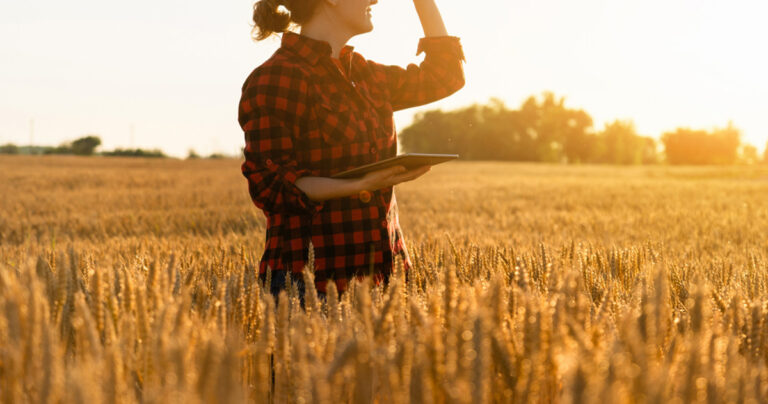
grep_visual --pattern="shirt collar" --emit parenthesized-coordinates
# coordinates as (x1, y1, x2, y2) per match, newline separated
(281, 31, 355, 66)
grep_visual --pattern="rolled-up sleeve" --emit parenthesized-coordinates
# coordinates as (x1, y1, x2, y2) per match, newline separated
(368, 36, 466, 111)
(239, 64, 323, 215)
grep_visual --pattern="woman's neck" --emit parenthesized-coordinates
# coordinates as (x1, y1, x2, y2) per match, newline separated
(299, 18, 352, 58)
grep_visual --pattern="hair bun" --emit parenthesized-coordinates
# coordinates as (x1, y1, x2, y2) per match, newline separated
(250, 0, 321, 41)
(252, 0, 291, 41)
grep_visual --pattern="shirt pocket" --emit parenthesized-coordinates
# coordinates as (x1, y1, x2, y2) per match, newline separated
(313, 92, 367, 146)
(359, 84, 394, 139)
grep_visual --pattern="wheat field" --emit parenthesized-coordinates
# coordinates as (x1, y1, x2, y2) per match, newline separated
(1, 155, 767, 403)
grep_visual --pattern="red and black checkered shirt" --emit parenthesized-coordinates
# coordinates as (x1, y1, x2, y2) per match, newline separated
(239, 32, 465, 293)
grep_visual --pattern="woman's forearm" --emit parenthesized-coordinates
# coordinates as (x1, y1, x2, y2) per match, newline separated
(413, 0, 449, 37)
(295, 165, 432, 202)
(295, 176, 364, 201)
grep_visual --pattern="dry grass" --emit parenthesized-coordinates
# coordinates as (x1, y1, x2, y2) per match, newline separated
(1, 155, 767, 403)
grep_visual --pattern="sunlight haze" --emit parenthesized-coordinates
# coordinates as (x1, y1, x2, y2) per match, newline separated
(1, 0, 766, 157)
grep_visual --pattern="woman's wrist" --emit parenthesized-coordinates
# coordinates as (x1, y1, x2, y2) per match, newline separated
(296, 176, 366, 202)
(412, 0, 449, 37)
(352, 177, 371, 193)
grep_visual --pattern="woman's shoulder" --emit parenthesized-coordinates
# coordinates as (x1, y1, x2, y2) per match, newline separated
(242, 49, 313, 92)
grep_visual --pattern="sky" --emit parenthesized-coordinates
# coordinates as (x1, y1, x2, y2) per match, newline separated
(1, 0, 766, 157)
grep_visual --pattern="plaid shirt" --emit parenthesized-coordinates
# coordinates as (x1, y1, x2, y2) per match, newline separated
(239, 32, 465, 293)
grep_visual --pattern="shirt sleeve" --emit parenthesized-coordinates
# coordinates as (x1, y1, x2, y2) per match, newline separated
(239, 64, 323, 215)
(367, 36, 466, 111)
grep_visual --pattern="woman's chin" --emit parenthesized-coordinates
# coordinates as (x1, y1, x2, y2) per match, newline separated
(363, 14, 374, 31)
(356, 22, 374, 34)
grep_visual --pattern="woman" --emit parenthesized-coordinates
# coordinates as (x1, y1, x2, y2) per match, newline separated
(239, 0, 465, 297)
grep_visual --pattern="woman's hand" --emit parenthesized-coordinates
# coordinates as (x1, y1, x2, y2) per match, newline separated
(358, 165, 432, 192)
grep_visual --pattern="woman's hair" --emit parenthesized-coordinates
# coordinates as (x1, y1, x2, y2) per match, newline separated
(252, 0, 321, 41)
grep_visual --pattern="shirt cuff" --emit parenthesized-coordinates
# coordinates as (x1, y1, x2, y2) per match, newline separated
(416, 36, 466, 62)
(267, 160, 324, 214)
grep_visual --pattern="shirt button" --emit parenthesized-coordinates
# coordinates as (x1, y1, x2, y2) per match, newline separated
(359, 190, 371, 203)
(370, 147, 377, 154)
(265, 158, 273, 166)
(381, 220, 388, 228)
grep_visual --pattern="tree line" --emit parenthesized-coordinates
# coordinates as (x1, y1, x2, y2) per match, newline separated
(0, 136, 227, 159)
(0, 135, 166, 158)
(3, 97, 766, 165)
(400, 93, 768, 165)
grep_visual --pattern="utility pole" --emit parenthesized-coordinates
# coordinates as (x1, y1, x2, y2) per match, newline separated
(29, 119, 35, 146)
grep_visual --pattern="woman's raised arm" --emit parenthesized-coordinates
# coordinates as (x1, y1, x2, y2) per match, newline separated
(413, 0, 449, 37)
(365, 1, 464, 111)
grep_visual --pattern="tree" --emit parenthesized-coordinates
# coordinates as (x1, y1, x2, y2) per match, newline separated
(71, 135, 101, 155)
(593, 120, 657, 165)
(764, 141, 768, 164)
(517, 93, 594, 163)
(662, 123, 741, 165)
(0, 143, 19, 154)
(640, 137, 660, 165)
(44, 144, 74, 155)
(102, 148, 166, 158)
(400, 106, 482, 157)
(400, 93, 596, 163)
(535, 99, 591, 162)
(740, 144, 759, 164)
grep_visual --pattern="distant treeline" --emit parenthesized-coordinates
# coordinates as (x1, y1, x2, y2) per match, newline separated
(3, 98, 766, 165)
(401, 93, 768, 165)
(0, 136, 108, 156)
(0, 135, 167, 158)
(0, 135, 230, 159)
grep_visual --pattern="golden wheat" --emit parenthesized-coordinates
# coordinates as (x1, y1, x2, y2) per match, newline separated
(1, 155, 767, 403)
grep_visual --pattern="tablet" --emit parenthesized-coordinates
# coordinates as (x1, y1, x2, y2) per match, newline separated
(331, 153, 459, 179)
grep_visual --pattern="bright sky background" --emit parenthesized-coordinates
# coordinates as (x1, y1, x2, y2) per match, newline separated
(1, 0, 766, 157)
